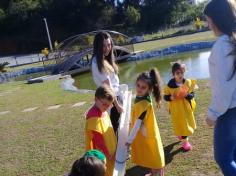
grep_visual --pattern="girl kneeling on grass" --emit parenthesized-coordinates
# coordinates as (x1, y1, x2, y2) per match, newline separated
(126, 68, 165, 176)
(164, 62, 197, 151)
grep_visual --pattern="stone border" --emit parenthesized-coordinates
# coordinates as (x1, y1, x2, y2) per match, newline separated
(128, 41, 214, 61)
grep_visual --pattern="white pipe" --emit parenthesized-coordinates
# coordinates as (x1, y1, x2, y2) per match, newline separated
(113, 84, 132, 176)
(43, 18, 53, 51)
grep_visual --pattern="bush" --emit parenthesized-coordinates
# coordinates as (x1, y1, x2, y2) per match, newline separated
(0, 62, 9, 72)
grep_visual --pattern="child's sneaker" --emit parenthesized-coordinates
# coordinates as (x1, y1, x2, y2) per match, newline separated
(182, 141, 192, 151)
(158, 169, 164, 176)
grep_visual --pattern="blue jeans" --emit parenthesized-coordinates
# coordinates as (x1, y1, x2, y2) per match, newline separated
(214, 107, 236, 176)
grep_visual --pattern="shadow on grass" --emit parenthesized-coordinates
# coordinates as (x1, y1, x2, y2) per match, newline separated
(126, 166, 149, 176)
(125, 141, 183, 176)
(164, 141, 183, 165)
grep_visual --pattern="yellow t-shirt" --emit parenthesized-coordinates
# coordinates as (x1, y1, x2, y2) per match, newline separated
(164, 79, 197, 136)
(130, 96, 165, 169)
(85, 106, 117, 176)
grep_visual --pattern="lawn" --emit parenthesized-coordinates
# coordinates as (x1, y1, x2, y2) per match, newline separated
(134, 31, 216, 52)
(0, 79, 222, 176)
(6, 62, 45, 72)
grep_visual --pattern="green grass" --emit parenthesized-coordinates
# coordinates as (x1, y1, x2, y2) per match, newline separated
(134, 31, 216, 52)
(0, 81, 94, 176)
(0, 79, 222, 175)
(6, 62, 44, 72)
(143, 24, 198, 41)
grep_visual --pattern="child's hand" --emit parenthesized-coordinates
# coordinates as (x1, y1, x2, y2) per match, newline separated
(125, 142, 131, 148)
(170, 95, 175, 101)
(206, 117, 216, 127)
(116, 103, 123, 113)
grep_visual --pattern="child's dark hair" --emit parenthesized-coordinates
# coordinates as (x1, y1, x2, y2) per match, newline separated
(69, 156, 106, 176)
(95, 85, 115, 102)
(172, 62, 185, 75)
(136, 68, 162, 107)
(204, 0, 236, 79)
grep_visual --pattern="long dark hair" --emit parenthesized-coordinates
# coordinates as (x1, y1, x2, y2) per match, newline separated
(136, 68, 162, 107)
(93, 31, 118, 74)
(204, 0, 236, 79)
(69, 156, 106, 176)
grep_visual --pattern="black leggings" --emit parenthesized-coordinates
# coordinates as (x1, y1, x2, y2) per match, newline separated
(110, 96, 122, 134)
(110, 105, 120, 134)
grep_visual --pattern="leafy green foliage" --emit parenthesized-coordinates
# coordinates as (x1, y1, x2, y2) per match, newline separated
(0, 0, 207, 55)
(125, 6, 140, 25)
(0, 61, 9, 72)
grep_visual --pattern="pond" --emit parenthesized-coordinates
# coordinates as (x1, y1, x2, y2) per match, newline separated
(73, 49, 211, 90)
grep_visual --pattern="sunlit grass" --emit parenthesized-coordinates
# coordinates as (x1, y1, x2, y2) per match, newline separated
(0, 79, 222, 175)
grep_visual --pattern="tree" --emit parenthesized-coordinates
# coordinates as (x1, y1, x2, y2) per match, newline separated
(96, 5, 115, 29)
(139, 0, 177, 31)
(125, 6, 140, 26)
(170, 0, 194, 25)
(8, 0, 41, 20)
(0, 8, 6, 21)
(193, 1, 208, 19)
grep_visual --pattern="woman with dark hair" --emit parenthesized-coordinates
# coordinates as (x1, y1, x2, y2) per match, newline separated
(204, 0, 236, 175)
(91, 31, 123, 134)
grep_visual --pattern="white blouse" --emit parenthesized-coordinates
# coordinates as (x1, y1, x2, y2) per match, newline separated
(91, 57, 120, 94)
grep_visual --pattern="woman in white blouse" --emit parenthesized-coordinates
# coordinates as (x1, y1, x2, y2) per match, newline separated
(91, 31, 123, 134)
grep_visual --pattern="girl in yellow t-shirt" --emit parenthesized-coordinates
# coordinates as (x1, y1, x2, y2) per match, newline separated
(164, 62, 197, 151)
(126, 68, 165, 176)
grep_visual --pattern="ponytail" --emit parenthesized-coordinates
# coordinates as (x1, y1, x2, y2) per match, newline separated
(149, 68, 162, 108)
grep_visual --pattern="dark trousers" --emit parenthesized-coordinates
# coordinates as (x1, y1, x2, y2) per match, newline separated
(110, 96, 122, 134)
(214, 107, 236, 176)
(110, 105, 120, 134)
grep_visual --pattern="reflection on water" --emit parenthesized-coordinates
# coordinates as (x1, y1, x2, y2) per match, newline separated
(73, 49, 211, 90)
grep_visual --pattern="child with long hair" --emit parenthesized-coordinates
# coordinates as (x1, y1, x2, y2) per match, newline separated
(126, 68, 165, 176)
(164, 62, 197, 151)
(85, 85, 117, 176)
(204, 0, 236, 175)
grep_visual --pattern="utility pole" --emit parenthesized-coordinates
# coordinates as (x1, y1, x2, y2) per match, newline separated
(43, 18, 53, 51)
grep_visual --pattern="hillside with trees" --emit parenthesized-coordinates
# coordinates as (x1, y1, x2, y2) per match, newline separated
(0, 0, 207, 55)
